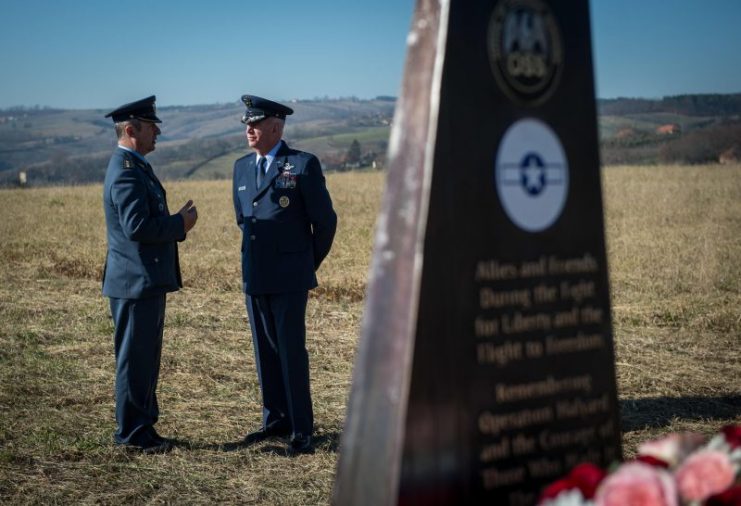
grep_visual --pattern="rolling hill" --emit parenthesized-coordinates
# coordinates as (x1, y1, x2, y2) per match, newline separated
(1, 93, 739, 187)
(0, 98, 395, 187)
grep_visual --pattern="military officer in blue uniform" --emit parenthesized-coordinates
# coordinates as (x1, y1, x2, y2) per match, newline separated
(232, 95, 337, 454)
(102, 96, 198, 453)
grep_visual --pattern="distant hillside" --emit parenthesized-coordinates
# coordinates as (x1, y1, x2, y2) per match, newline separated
(0, 98, 395, 187)
(1, 93, 740, 187)
(596, 94, 741, 165)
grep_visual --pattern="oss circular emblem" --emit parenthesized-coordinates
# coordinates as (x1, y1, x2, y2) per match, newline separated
(495, 118, 568, 232)
(488, 0, 563, 106)
(279, 196, 290, 208)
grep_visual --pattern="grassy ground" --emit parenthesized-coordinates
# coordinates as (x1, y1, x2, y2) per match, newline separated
(1, 165, 739, 504)
(601, 165, 741, 453)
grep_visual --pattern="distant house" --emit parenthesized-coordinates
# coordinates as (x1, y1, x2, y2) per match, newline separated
(656, 123, 681, 135)
(719, 146, 739, 164)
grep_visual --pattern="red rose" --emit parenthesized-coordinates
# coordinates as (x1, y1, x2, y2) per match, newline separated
(540, 477, 577, 502)
(569, 463, 608, 499)
(539, 463, 607, 503)
(720, 425, 741, 449)
(705, 485, 741, 506)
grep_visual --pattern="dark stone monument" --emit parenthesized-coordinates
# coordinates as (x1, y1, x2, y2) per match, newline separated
(334, 1, 621, 504)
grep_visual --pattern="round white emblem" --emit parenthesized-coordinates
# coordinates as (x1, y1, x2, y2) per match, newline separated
(279, 196, 290, 208)
(495, 118, 568, 232)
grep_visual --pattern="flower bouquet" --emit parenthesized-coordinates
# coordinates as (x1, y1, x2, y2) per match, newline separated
(538, 425, 741, 506)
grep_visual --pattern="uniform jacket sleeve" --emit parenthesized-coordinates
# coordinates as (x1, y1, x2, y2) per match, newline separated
(233, 158, 245, 231)
(301, 155, 337, 270)
(110, 169, 185, 244)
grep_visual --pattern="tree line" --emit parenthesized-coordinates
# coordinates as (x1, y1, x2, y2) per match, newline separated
(598, 94, 741, 117)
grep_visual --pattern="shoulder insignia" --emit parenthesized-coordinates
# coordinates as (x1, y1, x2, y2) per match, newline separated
(123, 158, 133, 169)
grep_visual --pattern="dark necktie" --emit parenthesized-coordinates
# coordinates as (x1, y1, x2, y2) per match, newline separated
(256, 157, 266, 189)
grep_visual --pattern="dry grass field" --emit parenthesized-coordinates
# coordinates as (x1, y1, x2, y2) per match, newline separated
(0, 165, 739, 504)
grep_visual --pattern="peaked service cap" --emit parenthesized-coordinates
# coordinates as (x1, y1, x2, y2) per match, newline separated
(241, 95, 294, 124)
(105, 95, 162, 123)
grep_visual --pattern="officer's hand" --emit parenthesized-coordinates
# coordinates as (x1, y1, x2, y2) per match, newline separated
(178, 200, 198, 233)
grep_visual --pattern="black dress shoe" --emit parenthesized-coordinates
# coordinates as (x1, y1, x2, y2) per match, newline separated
(289, 433, 314, 454)
(242, 425, 291, 445)
(140, 439, 173, 454)
(116, 438, 173, 454)
(147, 427, 170, 444)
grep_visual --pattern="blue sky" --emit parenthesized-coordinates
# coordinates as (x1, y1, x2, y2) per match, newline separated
(1, 0, 739, 109)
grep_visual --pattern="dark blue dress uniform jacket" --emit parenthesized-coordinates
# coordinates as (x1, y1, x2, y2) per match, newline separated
(232, 141, 337, 295)
(102, 147, 184, 298)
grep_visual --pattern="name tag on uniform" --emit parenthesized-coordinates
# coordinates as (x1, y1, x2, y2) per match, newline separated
(238, 185, 246, 191)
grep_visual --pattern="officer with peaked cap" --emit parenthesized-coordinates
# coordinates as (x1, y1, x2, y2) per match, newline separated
(102, 95, 198, 453)
(233, 94, 337, 454)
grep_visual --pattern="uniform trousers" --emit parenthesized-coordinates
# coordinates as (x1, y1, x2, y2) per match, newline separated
(246, 291, 312, 436)
(109, 294, 166, 444)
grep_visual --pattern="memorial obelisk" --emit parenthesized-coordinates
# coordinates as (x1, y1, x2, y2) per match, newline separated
(335, 1, 621, 504)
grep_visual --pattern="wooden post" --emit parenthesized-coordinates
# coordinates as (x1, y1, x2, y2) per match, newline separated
(333, 1, 448, 504)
